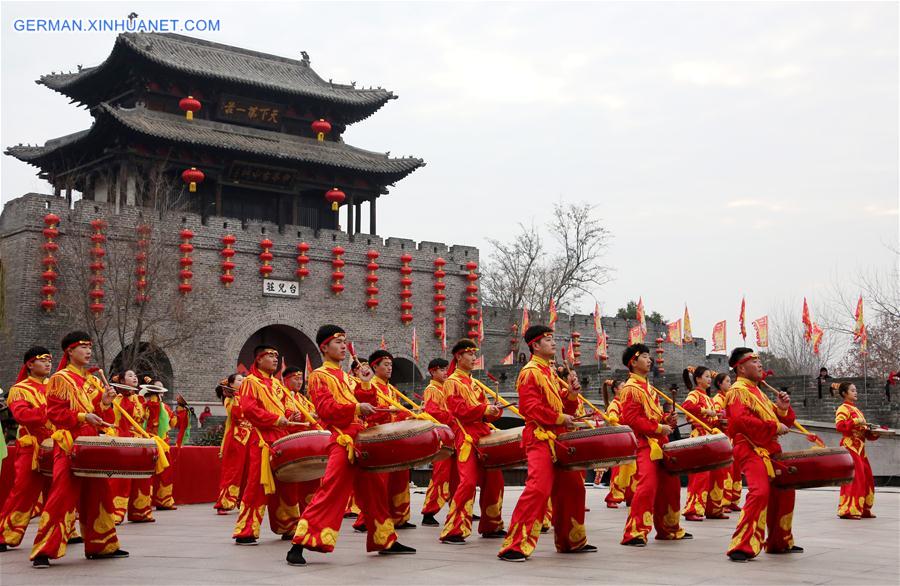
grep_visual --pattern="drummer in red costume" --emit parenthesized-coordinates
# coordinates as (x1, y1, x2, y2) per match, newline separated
(713, 373, 742, 511)
(725, 347, 801, 562)
(0, 347, 56, 552)
(498, 325, 596, 562)
(232, 345, 301, 544)
(421, 358, 456, 526)
(286, 324, 415, 566)
(214, 374, 249, 514)
(619, 343, 691, 547)
(681, 366, 729, 521)
(282, 365, 323, 517)
(439, 338, 506, 544)
(30, 331, 128, 568)
(143, 382, 178, 511)
(109, 369, 154, 524)
(834, 382, 878, 519)
(603, 379, 636, 508)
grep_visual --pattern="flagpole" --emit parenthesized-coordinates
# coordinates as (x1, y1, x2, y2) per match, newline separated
(862, 350, 868, 408)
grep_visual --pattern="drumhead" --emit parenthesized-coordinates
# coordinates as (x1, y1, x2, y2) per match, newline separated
(663, 433, 728, 450)
(773, 447, 848, 460)
(358, 419, 436, 443)
(75, 435, 157, 447)
(40, 438, 54, 449)
(272, 430, 331, 447)
(558, 425, 633, 441)
(478, 427, 524, 447)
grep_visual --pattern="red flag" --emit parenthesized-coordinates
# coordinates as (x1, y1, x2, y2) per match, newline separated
(627, 325, 643, 345)
(636, 297, 646, 334)
(683, 304, 693, 344)
(752, 316, 769, 348)
(477, 310, 485, 343)
(472, 355, 484, 371)
(521, 307, 530, 334)
(593, 302, 607, 359)
(548, 298, 558, 330)
(712, 320, 727, 352)
(853, 295, 865, 341)
(347, 341, 357, 361)
(739, 297, 747, 341)
(501, 351, 514, 365)
(380, 335, 387, 351)
(802, 298, 813, 342)
(411, 327, 419, 364)
(811, 322, 824, 354)
(859, 324, 868, 355)
(667, 320, 682, 346)
(566, 340, 576, 364)
(304, 355, 313, 381)
(440, 322, 447, 353)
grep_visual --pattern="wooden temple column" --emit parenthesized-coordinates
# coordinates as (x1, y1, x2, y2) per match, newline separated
(347, 197, 354, 236)
(354, 201, 362, 234)
(369, 196, 377, 235)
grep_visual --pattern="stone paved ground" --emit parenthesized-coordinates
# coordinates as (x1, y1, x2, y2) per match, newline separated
(1, 485, 897, 585)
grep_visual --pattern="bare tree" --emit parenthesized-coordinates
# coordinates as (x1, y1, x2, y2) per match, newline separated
(481, 202, 612, 318)
(767, 300, 839, 376)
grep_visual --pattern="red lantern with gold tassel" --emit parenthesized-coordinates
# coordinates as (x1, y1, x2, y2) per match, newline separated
(40, 213, 61, 312)
(259, 239, 274, 277)
(465, 261, 479, 338)
(399, 254, 413, 325)
(134, 224, 151, 304)
(220, 234, 236, 286)
(88, 219, 107, 315)
(433, 258, 447, 338)
(181, 167, 205, 193)
(655, 336, 665, 375)
(571, 331, 582, 367)
(331, 246, 345, 295)
(179, 96, 201, 120)
(365, 249, 380, 310)
(295, 242, 310, 280)
(325, 187, 345, 212)
(178, 229, 194, 295)
(311, 118, 332, 142)
(509, 322, 519, 354)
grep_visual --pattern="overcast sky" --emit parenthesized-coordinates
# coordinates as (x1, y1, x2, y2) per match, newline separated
(2, 1, 897, 353)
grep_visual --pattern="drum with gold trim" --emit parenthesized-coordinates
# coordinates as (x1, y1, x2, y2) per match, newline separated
(478, 427, 526, 469)
(271, 430, 332, 482)
(39, 438, 54, 476)
(431, 424, 456, 462)
(66, 435, 158, 478)
(356, 420, 440, 472)
(662, 433, 733, 474)
(772, 447, 854, 489)
(555, 425, 637, 470)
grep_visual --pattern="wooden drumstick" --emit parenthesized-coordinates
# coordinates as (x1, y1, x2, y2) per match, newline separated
(760, 380, 825, 447)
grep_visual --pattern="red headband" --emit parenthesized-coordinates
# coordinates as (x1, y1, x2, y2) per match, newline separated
(370, 356, 392, 367)
(56, 340, 91, 371)
(526, 331, 553, 346)
(15, 354, 51, 384)
(735, 353, 758, 368)
(318, 333, 345, 350)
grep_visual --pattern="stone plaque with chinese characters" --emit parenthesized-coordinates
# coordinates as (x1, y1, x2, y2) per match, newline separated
(262, 278, 299, 298)
(216, 94, 283, 129)
(226, 162, 297, 190)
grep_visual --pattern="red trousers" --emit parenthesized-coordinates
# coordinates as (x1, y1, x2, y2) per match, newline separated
(499, 440, 587, 557)
(621, 445, 685, 543)
(232, 439, 300, 538)
(215, 436, 250, 511)
(292, 442, 398, 552)
(422, 458, 458, 515)
(439, 452, 505, 539)
(387, 469, 411, 525)
(683, 466, 728, 518)
(838, 447, 875, 518)
(0, 443, 49, 547)
(727, 442, 795, 557)
(152, 446, 177, 509)
(30, 444, 120, 560)
(724, 459, 743, 507)
(605, 461, 637, 506)
(109, 478, 154, 522)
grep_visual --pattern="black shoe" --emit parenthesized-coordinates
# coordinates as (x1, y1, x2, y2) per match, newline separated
(481, 530, 507, 539)
(286, 544, 306, 566)
(87, 549, 129, 560)
(563, 544, 598, 554)
(728, 550, 751, 563)
(281, 532, 294, 541)
(421, 514, 439, 526)
(472, 514, 481, 521)
(498, 550, 527, 562)
(343, 512, 358, 519)
(622, 538, 646, 547)
(67, 536, 84, 544)
(395, 521, 417, 530)
(0, 544, 8, 552)
(234, 537, 258, 546)
(353, 525, 367, 533)
(540, 526, 550, 534)
(769, 545, 804, 554)
(441, 535, 466, 545)
(679, 532, 693, 540)
(129, 518, 155, 524)
(32, 555, 51, 568)
(378, 542, 416, 555)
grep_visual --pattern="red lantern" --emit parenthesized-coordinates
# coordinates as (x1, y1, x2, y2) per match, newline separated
(325, 187, 345, 212)
(40, 213, 61, 312)
(655, 336, 665, 375)
(331, 246, 345, 295)
(295, 242, 310, 280)
(399, 253, 413, 325)
(179, 95, 201, 120)
(86, 219, 107, 315)
(365, 249, 380, 310)
(134, 224, 150, 304)
(571, 331, 582, 367)
(178, 229, 194, 295)
(181, 167, 205, 193)
(311, 118, 332, 142)
(220, 234, 236, 287)
(464, 262, 479, 338)
(259, 239, 274, 277)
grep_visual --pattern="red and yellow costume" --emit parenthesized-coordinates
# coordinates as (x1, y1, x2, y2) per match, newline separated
(291, 360, 398, 552)
(175, 404, 190, 447)
(681, 388, 727, 519)
(835, 401, 878, 518)
(714, 390, 742, 509)
(30, 365, 120, 560)
(0, 376, 54, 548)
(421, 379, 458, 516)
(620, 373, 686, 544)
(604, 398, 636, 507)
(726, 376, 796, 557)
(439, 369, 505, 540)
(369, 376, 413, 526)
(498, 355, 585, 557)
(232, 368, 300, 539)
(215, 395, 252, 511)
(145, 396, 178, 509)
(109, 393, 153, 523)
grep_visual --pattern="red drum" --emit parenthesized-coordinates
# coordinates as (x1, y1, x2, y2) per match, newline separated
(39, 438, 54, 476)
(356, 420, 440, 472)
(431, 424, 456, 463)
(478, 427, 526, 469)
(662, 433, 733, 474)
(772, 447, 855, 489)
(69, 435, 158, 478)
(555, 425, 637, 470)
(271, 430, 332, 482)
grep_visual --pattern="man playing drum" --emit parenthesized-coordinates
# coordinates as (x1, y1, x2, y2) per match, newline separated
(620, 343, 691, 547)
(232, 345, 302, 544)
(286, 325, 415, 566)
(282, 365, 328, 518)
(498, 325, 596, 562)
(30, 331, 127, 568)
(725, 347, 801, 562)
(421, 358, 457, 527)
(439, 339, 507, 544)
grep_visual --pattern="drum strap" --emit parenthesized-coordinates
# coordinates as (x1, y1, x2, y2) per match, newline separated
(113, 401, 171, 474)
(453, 417, 475, 462)
(50, 429, 74, 455)
(17, 434, 40, 471)
(648, 438, 663, 461)
(256, 429, 276, 495)
(334, 429, 355, 464)
(737, 434, 775, 479)
(534, 427, 558, 462)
